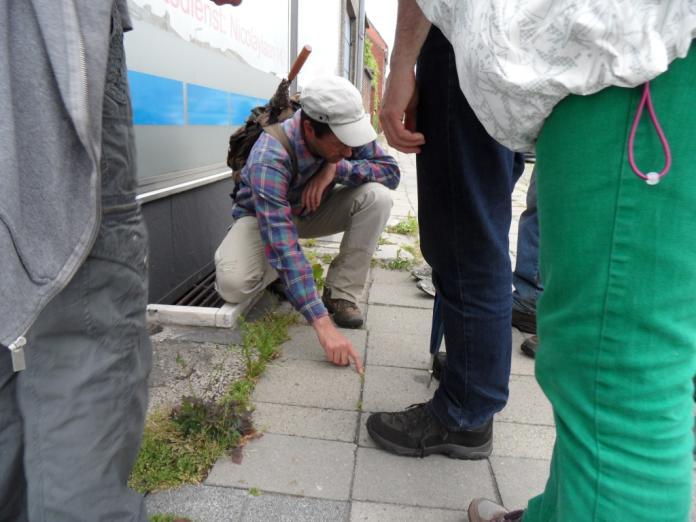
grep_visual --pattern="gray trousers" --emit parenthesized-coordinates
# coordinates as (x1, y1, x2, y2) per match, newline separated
(0, 8, 151, 522)
(215, 182, 393, 305)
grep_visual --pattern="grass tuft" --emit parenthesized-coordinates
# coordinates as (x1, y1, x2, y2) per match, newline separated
(386, 214, 418, 236)
(130, 312, 298, 494)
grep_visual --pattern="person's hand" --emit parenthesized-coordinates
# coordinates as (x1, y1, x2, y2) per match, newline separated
(379, 67, 425, 153)
(302, 162, 336, 213)
(313, 316, 364, 373)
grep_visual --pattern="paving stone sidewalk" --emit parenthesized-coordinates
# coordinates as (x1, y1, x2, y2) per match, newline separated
(146, 150, 695, 521)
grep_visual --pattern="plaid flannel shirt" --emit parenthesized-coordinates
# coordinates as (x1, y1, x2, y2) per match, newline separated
(232, 110, 400, 323)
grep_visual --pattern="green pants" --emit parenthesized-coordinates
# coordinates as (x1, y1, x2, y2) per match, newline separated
(526, 45, 696, 521)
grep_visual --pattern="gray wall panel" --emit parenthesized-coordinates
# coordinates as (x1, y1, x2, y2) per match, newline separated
(143, 178, 235, 304)
(133, 126, 232, 180)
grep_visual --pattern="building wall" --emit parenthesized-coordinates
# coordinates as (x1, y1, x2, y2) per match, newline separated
(126, 0, 290, 303)
(125, 0, 367, 303)
(365, 21, 388, 130)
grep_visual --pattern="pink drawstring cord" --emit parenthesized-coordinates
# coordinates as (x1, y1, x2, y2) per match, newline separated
(627, 81, 672, 185)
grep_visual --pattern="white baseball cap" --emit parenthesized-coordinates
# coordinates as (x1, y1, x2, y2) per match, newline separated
(300, 75, 377, 148)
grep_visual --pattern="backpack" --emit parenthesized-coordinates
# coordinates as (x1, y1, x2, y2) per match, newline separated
(226, 93, 300, 199)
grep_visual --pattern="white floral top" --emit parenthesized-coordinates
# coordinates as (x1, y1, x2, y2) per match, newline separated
(416, 0, 696, 151)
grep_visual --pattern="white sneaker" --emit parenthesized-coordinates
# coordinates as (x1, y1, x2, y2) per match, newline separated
(468, 498, 525, 522)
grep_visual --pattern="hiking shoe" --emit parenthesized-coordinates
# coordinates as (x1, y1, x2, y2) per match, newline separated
(521, 335, 538, 359)
(366, 403, 492, 459)
(416, 277, 436, 297)
(322, 288, 364, 329)
(468, 498, 525, 522)
(410, 264, 432, 280)
(512, 308, 536, 334)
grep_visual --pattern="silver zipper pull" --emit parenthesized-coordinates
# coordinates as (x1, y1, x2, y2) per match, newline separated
(8, 336, 27, 372)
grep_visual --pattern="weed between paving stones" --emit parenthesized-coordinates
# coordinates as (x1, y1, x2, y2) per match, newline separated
(386, 214, 418, 236)
(149, 514, 187, 522)
(130, 312, 298, 496)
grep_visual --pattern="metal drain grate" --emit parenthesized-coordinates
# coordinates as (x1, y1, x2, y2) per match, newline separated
(175, 270, 225, 308)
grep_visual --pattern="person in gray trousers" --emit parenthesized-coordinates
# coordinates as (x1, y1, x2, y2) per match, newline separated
(0, 1, 239, 520)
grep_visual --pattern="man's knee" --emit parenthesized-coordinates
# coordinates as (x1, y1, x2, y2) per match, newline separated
(358, 183, 393, 219)
(215, 257, 272, 303)
(216, 260, 252, 303)
(368, 182, 393, 208)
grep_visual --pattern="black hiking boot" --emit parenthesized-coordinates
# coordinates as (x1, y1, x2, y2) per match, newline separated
(520, 335, 538, 359)
(366, 403, 492, 459)
(512, 308, 537, 334)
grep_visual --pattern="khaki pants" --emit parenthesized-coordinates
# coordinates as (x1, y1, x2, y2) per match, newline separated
(215, 182, 393, 305)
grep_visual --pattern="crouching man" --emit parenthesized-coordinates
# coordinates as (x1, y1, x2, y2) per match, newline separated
(215, 76, 400, 372)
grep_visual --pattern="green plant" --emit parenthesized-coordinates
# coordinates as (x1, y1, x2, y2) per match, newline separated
(129, 411, 225, 493)
(311, 263, 325, 291)
(386, 249, 415, 271)
(249, 487, 262, 497)
(170, 396, 251, 448)
(149, 514, 187, 522)
(364, 39, 380, 91)
(304, 251, 326, 291)
(386, 214, 418, 236)
(130, 312, 298, 493)
(364, 39, 381, 131)
(222, 379, 255, 409)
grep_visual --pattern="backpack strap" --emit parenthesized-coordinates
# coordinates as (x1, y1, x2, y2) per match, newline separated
(264, 123, 299, 176)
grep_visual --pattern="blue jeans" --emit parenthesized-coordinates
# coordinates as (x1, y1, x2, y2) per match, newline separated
(512, 166, 542, 314)
(0, 9, 151, 521)
(416, 27, 525, 430)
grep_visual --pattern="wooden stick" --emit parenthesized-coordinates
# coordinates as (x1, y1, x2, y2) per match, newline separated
(287, 45, 312, 82)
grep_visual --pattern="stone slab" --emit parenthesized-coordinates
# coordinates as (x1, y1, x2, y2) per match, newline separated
(242, 493, 350, 522)
(147, 295, 260, 328)
(362, 365, 433, 413)
(373, 244, 414, 262)
(206, 433, 356, 501)
(253, 402, 359, 443)
(147, 304, 220, 327)
(492, 421, 556, 461)
(145, 485, 246, 522)
(489, 457, 550, 510)
(278, 325, 367, 362)
(350, 501, 465, 522)
(352, 448, 495, 510)
(369, 267, 416, 286)
(368, 283, 433, 310)
(498, 375, 554, 426)
(253, 359, 362, 411)
(366, 330, 432, 370)
(380, 232, 418, 247)
(150, 325, 243, 346)
(365, 304, 433, 339)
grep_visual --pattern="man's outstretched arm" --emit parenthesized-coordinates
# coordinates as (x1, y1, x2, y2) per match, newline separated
(379, 0, 431, 153)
